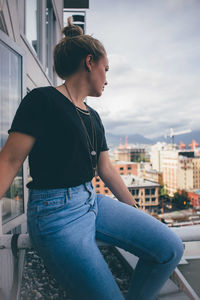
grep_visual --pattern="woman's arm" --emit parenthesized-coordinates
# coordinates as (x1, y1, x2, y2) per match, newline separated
(0, 132, 35, 199)
(97, 151, 137, 206)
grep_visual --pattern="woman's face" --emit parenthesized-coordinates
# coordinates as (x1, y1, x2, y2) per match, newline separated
(88, 55, 109, 97)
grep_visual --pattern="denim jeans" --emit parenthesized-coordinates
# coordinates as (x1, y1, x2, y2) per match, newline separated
(27, 182, 184, 300)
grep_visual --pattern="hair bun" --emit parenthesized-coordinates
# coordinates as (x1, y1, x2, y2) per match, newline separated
(62, 16, 83, 37)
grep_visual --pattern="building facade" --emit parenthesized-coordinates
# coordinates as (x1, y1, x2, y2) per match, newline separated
(121, 175, 160, 212)
(92, 161, 139, 195)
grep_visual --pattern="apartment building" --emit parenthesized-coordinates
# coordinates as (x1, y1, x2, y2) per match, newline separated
(114, 145, 147, 162)
(121, 175, 160, 212)
(187, 190, 200, 209)
(142, 169, 163, 185)
(162, 150, 179, 197)
(92, 161, 139, 195)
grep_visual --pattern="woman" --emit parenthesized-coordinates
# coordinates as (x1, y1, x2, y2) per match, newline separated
(0, 19, 184, 300)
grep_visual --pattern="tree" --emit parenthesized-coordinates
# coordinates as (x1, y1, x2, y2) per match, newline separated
(172, 190, 190, 210)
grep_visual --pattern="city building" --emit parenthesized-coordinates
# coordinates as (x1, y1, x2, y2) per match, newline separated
(187, 190, 200, 209)
(142, 169, 163, 185)
(162, 149, 179, 197)
(121, 175, 160, 212)
(150, 142, 170, 172)
(92, 161, 139, 195)
(114, 139, 148, 163)
(113, 161, 139, 176)
(160, 148, 197, 197)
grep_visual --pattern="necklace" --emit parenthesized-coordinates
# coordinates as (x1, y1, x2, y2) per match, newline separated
(76, 106, 90, 115)
(63, 83, 97, 175)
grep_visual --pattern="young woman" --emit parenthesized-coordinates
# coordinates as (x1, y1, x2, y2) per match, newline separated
(0, 19, 184, 300)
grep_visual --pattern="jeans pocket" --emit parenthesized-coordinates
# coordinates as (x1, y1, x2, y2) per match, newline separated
(37, 194, 68, 218)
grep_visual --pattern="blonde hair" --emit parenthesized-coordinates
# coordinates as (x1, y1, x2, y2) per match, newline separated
(53, 17, 106, 79)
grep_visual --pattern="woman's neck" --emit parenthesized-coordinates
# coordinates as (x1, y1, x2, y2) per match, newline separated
(55, 72, 89, 109)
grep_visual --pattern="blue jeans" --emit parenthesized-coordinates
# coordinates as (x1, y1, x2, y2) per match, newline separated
(27, 182, 184, 300)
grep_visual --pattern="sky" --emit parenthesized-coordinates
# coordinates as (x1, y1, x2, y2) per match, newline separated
(84, 0, 200, 139)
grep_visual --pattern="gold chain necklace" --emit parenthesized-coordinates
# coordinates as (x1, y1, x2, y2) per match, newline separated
(63, 83, 97, 175)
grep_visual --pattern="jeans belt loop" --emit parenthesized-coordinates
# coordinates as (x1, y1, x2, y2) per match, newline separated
(67, 187, 71, 200)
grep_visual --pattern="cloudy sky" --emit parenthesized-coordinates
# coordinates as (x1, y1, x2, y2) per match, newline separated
(85, 0, 200, 139)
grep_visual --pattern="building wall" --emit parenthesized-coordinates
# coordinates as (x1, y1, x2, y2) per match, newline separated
(92, 162, 139, 195)
(193, 157, 200, 189)
(187, 191, 200, 208)
(143, 170, 163, 185)
(177, 157, 194, 191)
(162, 150, 179, 197)
(0, 0, 64, 234)
(129, 185, 159, 211)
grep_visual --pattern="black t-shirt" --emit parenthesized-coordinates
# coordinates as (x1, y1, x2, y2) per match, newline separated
(8, 86, 109, 189)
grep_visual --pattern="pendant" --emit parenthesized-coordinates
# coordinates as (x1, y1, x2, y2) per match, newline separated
(91, 150, 96, 156)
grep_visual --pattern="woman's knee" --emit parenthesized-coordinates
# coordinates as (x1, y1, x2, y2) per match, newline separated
(157, 231, 184, 265)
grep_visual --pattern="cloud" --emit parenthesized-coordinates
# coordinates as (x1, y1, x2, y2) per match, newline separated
(87, 0, 200, 140)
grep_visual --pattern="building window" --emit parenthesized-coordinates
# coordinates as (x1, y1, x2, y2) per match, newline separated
(96, 184, 100, 188)
(136, 189, 139, 196)
(104, 190, 108, 194)
(46, 0, 56, 80)
(96, 190, 100, 193)
(151, 188, 155, 195)
(145, 188, 150, 195)
(146, 198, 150, 202)
(128, 166, 131, 170)
(0, 33, 24, 224)
(131, 190, 135, 195)
(120, 167, 124, 170)
(96, 177, 100, 182)
(135, 198, 139, 202)
(25, 0, 39, 55)
(152, 198, 156, 202)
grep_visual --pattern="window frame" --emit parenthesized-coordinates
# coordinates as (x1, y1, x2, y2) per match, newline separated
(0, 29, 27, 234)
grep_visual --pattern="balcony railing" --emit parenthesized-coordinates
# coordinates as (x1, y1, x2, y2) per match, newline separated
(0, 225, 200, 300)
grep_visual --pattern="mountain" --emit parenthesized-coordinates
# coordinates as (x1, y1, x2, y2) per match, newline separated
(152, 130, 200, 145)
(106, 133, 153, 148)
(106, 130, 200, 148)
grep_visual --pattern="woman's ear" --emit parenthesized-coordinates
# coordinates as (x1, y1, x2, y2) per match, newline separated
(85, 54, 93, 72)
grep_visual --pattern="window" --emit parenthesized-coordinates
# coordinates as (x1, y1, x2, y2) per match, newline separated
(96, 177, 100, 182)
(152, 198, 156, 202)
(46, 0, 56, 79)
(104, 190, 108, 194)
(135, 198, 139, 202)
(25, 0, 39, 55)
(96, 190, 100, 194)
(145, 188, 150, 195)
(136, 189, 139, 196)
(128, 166, 131, 170)
(146, 198, 150, 202)
(151, 188, 155, 195)
(131, 190, 135, 196)
(96, 184, 100, 188)
(120, 167, 124, 170)
(0, 32, 24, 224)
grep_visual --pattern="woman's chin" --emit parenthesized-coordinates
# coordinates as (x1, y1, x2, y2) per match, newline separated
(89, 91, 102, 97)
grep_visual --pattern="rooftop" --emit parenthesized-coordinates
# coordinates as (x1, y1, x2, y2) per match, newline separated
(121, 174, 160, 188)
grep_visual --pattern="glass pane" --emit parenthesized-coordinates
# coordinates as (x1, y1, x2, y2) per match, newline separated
(0, 40, 24, 224)
(26, 0, 38, 54)
(46, 1, 56, 79)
